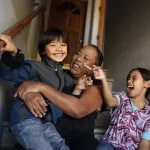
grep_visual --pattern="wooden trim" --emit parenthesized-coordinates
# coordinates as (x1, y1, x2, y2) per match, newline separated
(98, 0, 106, 52)
(63, 64, 70, 70)
(0, 7, 43, 49)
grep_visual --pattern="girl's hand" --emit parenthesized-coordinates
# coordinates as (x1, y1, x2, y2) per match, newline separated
(14, 81, 43, 99)
(0, 34, 17, 56)
(92, 65, 106, 80)
(76, 75, 93, 91)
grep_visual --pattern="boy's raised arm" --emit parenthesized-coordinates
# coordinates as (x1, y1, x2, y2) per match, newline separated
(0, 34, 24, 68)
(0, 34, 32, 82)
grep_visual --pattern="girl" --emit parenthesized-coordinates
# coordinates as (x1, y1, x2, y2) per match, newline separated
(93, 66, 150, 150)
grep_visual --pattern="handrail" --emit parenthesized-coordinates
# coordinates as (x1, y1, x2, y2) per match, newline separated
(0, 7, 44, 49)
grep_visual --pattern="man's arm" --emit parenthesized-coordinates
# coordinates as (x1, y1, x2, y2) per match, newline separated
(138, 139, 150, 150)
(16, 82, 103, 118)
(35, 84, 103, 118)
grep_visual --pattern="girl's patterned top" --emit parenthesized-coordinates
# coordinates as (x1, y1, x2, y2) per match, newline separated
(103, 91, 150, 150)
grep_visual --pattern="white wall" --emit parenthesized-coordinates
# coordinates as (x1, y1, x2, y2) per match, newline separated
(104, 0, 150, 92)
(0, 0, 44, 59)
(11, 0, 34, 43)
(0, 1, 17, 33)
(0, 0, 33, 57)
(91, 0, 101, 45)
(83, 0, 101, 46)
(83, 0, 93, 46)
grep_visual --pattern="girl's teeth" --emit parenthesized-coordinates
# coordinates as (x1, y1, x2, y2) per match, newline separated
(128, 85, 133, 88)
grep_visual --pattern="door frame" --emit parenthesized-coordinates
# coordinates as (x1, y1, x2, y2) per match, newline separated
(98, 0, 106, 53)
(44, 0, 106, 52)
(83, 0, 106, 52)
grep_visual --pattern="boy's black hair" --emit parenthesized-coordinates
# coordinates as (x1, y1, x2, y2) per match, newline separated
(38, 28, 68, 60)
(127, 67, 150, 103)
(89, 44, 103, 66)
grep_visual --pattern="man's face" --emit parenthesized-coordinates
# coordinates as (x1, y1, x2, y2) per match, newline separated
(70, 45, 98, 78)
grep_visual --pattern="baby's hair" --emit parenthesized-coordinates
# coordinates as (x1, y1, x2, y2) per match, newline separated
(127, 68, 150, 103)
(38, 28, 68, 60)
(89, 44, 103, 66)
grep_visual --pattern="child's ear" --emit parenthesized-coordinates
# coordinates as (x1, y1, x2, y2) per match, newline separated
(145, 80, 150, 88)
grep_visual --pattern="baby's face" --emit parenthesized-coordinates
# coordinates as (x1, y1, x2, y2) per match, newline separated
(44, 38, 67, 62)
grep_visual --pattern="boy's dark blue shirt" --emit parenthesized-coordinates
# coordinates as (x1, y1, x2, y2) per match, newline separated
(0, 52, 74, 125)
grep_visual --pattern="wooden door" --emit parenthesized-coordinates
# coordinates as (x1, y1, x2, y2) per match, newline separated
(47, 0, 87, 64)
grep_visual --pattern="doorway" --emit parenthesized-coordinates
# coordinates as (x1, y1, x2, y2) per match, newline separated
(47, 0, 87, 64)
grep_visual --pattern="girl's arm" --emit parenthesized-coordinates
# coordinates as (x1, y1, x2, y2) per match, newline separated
(93, 66, 118, 108)
(15, 81, 103, 118)
(138, 139, 150, 150)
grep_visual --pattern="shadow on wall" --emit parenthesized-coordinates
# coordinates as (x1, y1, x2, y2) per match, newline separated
(104, 0, 150, 91)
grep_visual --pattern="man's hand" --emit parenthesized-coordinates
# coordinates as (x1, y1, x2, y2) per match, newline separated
(14, 81, 43, 99)
(23, 92, 48, 118)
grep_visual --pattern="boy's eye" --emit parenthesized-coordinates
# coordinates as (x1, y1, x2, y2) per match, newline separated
(50, 44, 56, 47)
(61, 44, 66, 46)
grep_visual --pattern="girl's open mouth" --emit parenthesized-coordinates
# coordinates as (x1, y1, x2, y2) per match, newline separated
(127, 85, 134, 92)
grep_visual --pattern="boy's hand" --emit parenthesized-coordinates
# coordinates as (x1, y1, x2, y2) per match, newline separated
(76, 75, 93, 91)
(92, 65, 106, 80)
(0, 34, 17, 56)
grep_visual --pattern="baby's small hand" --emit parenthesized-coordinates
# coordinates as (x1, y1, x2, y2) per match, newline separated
(92, 65, 106, 80)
